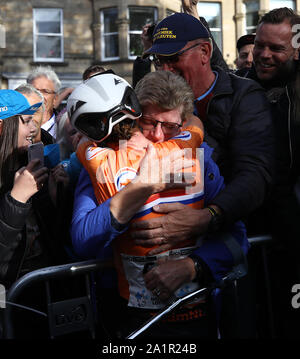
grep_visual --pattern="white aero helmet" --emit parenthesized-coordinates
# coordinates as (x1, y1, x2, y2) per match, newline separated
(67, 72, 142, 142)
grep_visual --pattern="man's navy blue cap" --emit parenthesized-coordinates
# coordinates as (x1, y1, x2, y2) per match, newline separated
(0, 89, 42, 120)
(145, 13, 210, 56)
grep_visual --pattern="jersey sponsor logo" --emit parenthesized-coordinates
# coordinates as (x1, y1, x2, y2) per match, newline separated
(85, 146, 110, 161)
(172, 131, 191, 141)
(114, 167, 137, 191)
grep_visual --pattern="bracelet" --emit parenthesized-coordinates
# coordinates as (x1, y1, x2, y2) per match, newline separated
(207, 206, 218, 217)
(206, 206, 224, 233)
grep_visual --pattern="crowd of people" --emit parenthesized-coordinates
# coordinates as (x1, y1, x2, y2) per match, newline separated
(0, 0, 300, 340)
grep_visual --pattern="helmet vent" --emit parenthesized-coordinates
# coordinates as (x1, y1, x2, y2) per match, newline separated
(111, 112, 125, 123)
(69, 100, 86, 120)
(114, 78, 123, 86)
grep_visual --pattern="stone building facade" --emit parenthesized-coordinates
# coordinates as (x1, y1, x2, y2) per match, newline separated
(0, 0, 299, 89)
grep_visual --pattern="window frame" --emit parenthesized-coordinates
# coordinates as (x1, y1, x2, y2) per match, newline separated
(33, 8, 64, 63)
(242, 0, 259, 35)
(127, 6, 157, 60)
(269, 0, 295, 10)
(197, 2, 223, 52)
(100, 7, 119, 61)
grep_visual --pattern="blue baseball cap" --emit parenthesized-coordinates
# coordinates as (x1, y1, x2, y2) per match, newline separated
(145, 13, 210, 56)
(0, 89, 42, 120)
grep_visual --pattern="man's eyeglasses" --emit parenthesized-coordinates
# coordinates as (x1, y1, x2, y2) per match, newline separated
(139, 116, 182, 134)
(150, 43, 201, 68)
(35, 88, 56, 95)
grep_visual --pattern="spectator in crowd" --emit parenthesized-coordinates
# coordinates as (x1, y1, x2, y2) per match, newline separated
(139, 12, 273, 259)
(82, 65, 107, 81)
(132, 23, 155, 88)
(243, 8, 299, 101)
(56, 111, 82, 186)
(0, 90, 67, 286)
(54, 87, 74, 114)
(27, 66, 61, 139)
(70, 71, 248, 339)
(131, 12, 274, 338)
(132, 0, 228, 88)
(15, 85, 70, 210)
(15, 83, 54, 145)
(46, 111, 82, 261)
(246, 7, 300, 337)
(235, 34, 255, 72)
(0, 89, 72, 338)
(248, 8, 300, 231)
(0, 90, 50, 285)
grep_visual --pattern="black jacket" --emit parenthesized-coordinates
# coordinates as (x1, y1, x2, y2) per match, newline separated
(269, 70, 300, 239)
(204, 68, 275, 225)
(41, 128, 55, 145)
(0, 187, 67, 288)
(238, 62, 300, 235)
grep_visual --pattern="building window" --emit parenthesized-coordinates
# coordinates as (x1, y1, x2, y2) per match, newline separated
(269, 0, 295, 10)
(197, 2, 222, 51)
(101, 8, 119, 60)
(244, 1, 259, 34)
(128, 6, 157, 58)
(33, 8, 63, 62)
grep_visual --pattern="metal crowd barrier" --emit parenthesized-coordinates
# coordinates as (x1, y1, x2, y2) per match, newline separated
(2, 259, 112, 339)
(1, 234, 274, 340)
(248, 234, 272, 246)
(127, 234, 274, 339)
(126, 270, 244, 339)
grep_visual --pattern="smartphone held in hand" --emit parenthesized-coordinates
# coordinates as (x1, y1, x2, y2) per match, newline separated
(28, 142, 44, 169)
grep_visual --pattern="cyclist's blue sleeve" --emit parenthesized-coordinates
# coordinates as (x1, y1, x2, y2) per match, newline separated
(71, 168, 127, 259)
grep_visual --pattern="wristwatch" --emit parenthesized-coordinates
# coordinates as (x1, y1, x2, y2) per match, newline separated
(189, 254, 202, 283)
(206, 206, 224, 233)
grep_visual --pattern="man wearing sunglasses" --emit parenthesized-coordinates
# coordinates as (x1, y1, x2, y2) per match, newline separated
(134, 12, 274, 255)
(130, 12, 275, 338)
(132, 0, 229, 89)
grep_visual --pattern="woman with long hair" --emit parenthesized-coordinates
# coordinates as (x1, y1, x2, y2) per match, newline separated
(0, 91, 71, 338)
(0, 91, 65, 288)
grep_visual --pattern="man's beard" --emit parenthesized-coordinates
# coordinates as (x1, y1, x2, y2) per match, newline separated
(263, 58, 297, 89)
(277, 57, 296, 83)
